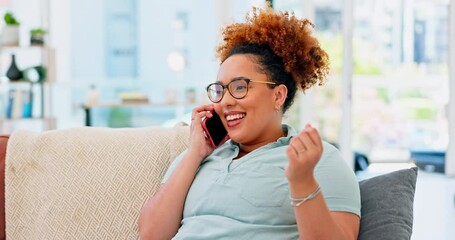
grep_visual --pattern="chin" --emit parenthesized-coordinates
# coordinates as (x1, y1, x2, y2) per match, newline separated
(227, 133, 243, 144)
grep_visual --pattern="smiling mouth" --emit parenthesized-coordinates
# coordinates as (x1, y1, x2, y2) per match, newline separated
(226, 113, 246, 121)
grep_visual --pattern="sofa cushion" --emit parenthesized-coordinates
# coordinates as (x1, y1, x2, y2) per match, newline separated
(4, 125, 189, 239)
(358, 167, 418, 240)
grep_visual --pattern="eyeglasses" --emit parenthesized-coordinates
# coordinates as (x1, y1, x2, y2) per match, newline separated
(206, 77, 276, 103)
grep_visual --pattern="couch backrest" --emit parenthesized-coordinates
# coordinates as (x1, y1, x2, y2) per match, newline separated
(4, 125, 189, 240)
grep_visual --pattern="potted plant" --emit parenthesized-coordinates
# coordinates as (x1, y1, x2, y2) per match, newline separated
(30, 28, 47, 46)
(1, 12, 20, 46)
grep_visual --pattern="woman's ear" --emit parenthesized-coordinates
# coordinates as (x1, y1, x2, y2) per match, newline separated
(274, 84, 288, 109)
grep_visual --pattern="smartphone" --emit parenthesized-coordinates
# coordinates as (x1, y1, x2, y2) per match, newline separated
(201, 111, 229, 148)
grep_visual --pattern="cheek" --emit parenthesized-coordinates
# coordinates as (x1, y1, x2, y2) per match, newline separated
(246, 92, 274, 112)
(213, 105, 222, 115)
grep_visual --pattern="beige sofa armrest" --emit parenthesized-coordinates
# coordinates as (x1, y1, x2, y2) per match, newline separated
(0, 135, 9, 240)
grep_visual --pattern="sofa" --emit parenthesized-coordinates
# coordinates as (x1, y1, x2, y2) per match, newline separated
(0, 124, 418, 240)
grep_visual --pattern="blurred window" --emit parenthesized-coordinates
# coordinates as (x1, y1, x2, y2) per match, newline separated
(274, 0, 449, 162)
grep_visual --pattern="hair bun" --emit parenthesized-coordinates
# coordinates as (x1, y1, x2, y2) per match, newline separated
(217, 7, 329, 91)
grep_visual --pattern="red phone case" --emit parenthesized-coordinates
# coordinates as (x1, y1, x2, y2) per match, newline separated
(201, 113, 229, 148)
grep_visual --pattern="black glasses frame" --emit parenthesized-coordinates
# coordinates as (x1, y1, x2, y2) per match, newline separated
(206, 78, 276, 103)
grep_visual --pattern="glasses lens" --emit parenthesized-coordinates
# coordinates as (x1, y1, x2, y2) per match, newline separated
(207, 84, 223, 102)
(229, 79, 248, 99)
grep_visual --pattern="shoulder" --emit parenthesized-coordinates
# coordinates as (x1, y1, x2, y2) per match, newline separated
(319, 141, 343, 165)
(322, 141, 339, 154)
(161, 149, 188, 183)
(315, 141, 357, 187)
(315, 142, 361, 216)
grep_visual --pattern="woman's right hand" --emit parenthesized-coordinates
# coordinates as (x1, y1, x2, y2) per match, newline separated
(187, 104, 216, 161)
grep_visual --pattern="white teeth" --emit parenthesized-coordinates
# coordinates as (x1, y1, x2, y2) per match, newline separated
(226, 113, 245, 121)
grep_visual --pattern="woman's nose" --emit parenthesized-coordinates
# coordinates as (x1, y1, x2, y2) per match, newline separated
(220, 88, 236, 106)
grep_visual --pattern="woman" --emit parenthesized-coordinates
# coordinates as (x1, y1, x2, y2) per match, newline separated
(139, 7, 360, 240)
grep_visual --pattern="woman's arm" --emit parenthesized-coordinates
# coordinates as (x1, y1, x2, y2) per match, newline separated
(138, 105, 216, 240)
(288, 178, 359, 240)
(138, 151, 203, 240)
(286, 124, 360, 240)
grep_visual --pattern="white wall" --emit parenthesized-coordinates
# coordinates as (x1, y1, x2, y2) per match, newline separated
(48, 0, 79, 127)
(70, 0, 105, 81)
(137, 0, 219, 101)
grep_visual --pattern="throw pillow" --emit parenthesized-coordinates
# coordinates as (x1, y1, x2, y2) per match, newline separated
(358, 167, 418, 240)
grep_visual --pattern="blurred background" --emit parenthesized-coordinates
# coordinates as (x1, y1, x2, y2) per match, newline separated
(0, 0, 454, 238)
(3, 0, 452, 172)
(0, 2, 453, 161)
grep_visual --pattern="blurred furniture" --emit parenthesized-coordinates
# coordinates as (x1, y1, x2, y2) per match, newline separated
(0, 46, 56, 134)
(354, 151, 370, 172)
(0, 125, 417, 239)
(328, 142, 370, 173)
(81, 102, 195, 127)
(411, 150, 445, 173)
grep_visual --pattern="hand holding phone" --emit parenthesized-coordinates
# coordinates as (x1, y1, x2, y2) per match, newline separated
(201, 111, 229, 148)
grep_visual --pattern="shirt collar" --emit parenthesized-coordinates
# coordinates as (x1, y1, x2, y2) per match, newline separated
(226, 124, 296, 148)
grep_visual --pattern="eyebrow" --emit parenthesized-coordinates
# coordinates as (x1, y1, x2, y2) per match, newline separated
(215, 76, 249, 84)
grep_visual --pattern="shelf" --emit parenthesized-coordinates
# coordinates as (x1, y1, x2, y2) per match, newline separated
(0, 0, 54, 133)
(0, 117, 54, 122)
(82, 101, 197, 109)
(0, 45, 52, 52)
(0, 80, 37, 86)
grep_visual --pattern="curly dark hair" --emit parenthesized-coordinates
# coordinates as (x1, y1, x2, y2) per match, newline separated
(216, 7, 329, 113)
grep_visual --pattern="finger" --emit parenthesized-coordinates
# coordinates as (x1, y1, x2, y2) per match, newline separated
(299, 130, 315, 148)
(286, 145, 299, 163)
(191, 112, 206, 131)
(192, 111, 210, 125)
(290, 134, 307, 153)
(191, 104, 214, 118)
(305, 125, 322, 148)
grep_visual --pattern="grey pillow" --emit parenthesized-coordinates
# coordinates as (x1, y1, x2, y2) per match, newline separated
(358, 167, 418, 240)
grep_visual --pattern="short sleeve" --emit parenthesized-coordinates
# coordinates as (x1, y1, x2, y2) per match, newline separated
(161, 149, 188, 183)
(314, 142, 361, 217)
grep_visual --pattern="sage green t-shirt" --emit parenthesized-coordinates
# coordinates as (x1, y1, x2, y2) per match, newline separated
(162, 125, 360, 240)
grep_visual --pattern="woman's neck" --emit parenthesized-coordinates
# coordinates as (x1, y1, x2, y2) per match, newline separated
(236, 125, 286, 158)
